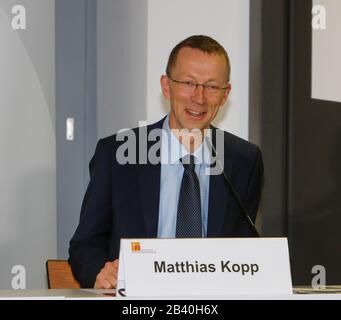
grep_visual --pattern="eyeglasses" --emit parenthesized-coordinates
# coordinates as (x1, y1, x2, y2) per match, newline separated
(167, 75, 229, 95)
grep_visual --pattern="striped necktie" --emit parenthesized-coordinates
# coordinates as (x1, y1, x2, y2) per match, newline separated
(176, 155, 202, 238)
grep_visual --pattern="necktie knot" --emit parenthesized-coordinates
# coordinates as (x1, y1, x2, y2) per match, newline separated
(181, 155, 196, 171)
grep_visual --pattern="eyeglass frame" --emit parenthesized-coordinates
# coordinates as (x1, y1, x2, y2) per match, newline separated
(167, 74, 230, 94)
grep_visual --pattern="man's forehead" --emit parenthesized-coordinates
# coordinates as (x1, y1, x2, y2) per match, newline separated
(173, 48, 227, 76)
(175, 47, 226, 66)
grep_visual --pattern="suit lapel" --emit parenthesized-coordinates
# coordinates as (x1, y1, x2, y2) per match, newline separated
(207, 158, 232, 237)
(207, 127, 232, 237)
(138, 163, 161, 237)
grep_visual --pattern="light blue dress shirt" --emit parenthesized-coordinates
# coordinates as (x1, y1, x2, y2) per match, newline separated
(157, 115, 212, 238)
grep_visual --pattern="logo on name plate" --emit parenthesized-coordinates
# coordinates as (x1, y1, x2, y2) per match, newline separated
(131, 242, 141, 252)
(131, 241, 156, 254)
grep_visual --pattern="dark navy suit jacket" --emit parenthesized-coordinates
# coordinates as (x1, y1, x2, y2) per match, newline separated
(69, 117, 264, 288)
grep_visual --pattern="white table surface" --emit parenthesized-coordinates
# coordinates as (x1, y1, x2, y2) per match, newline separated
(0, 287, 341, 300)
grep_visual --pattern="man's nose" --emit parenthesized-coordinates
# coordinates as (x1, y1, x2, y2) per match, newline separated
(192, 84, 206, 104)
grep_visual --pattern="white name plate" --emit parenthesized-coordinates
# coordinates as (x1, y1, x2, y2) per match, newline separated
(117, 238, 292, 297)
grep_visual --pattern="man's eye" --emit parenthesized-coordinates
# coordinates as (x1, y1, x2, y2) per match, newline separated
(183, 81, 195, 87)
(206, 85, 218, 90)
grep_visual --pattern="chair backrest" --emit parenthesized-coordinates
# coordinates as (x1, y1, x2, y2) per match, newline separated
(46, 260, 81, 289)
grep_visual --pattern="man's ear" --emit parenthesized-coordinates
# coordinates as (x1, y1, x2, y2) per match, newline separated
(221, 83, 231, 106)
(160, 75, 171, 100)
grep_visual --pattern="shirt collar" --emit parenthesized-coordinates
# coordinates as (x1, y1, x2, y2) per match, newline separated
(161, 114, 213, 165)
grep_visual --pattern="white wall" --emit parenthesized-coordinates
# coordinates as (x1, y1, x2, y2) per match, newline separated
(0, 0, 56, 289)
(97, 0, 147, 138)
(312, 0, 341, 102)
(147, 0, 250, 139)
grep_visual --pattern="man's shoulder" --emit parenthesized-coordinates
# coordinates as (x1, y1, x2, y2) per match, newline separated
(93, 117, 166, 158)
(214, 127, 261, 161)
(100, 117, 166, 143)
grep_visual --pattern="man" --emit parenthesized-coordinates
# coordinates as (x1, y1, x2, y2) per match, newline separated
(69, 35, 264, 289)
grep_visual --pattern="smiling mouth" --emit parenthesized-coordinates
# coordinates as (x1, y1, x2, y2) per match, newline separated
(186, 109, 206, 117)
